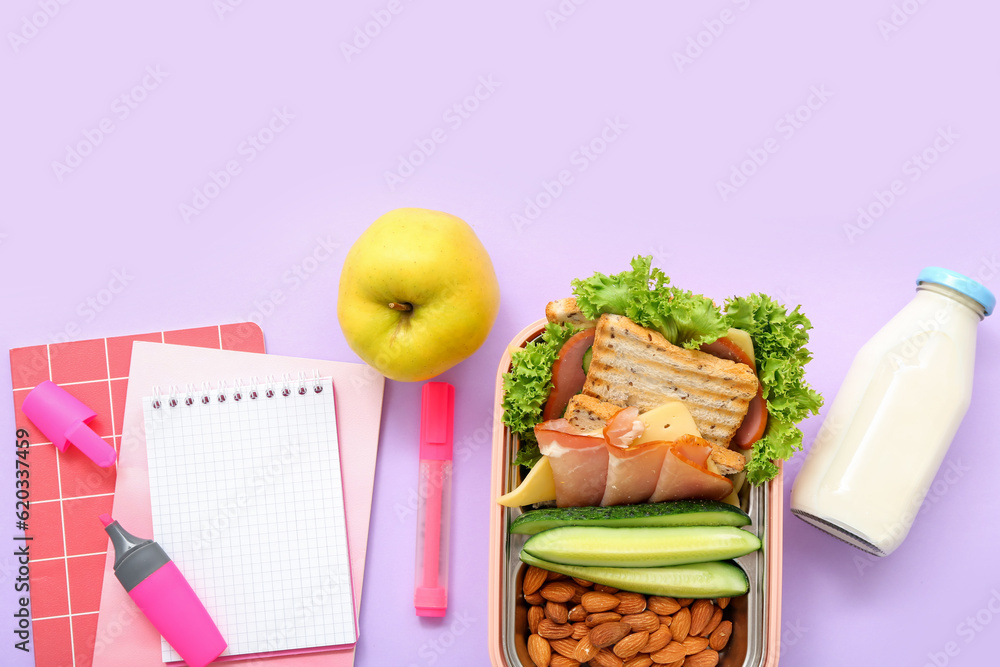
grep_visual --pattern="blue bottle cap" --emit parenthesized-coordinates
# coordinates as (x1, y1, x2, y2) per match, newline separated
(917, 267, 995, 316)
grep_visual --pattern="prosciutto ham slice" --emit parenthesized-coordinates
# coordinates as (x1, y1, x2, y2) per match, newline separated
(535, 419, 608, 507)
(601, 440, 671, 506)
(649, 434, 734, 502)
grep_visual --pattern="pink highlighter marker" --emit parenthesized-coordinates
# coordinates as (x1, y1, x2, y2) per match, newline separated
(100, 514, 226, 667)
(414, 382, 454, 617)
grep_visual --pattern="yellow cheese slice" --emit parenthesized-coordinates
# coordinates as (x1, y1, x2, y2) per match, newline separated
(497, 456, 556, 507)
(721, 470, 747, 507)
(633, 400, 702, 445)
(720, 488, 740, 507)
(726, 328, 755, 366)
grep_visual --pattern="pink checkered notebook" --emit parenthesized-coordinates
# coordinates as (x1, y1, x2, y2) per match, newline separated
(9, 324, 266, 667)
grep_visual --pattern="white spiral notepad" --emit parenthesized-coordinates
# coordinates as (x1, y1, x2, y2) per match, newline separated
(143, 377, 356, 662)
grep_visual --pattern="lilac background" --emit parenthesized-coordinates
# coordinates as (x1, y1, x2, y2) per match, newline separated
(3, 1, 1000, 666)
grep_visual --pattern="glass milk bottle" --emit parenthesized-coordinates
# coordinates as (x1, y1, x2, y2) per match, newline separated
(791, 267, 994, 556)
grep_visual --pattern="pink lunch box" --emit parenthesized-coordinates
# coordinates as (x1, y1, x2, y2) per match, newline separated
(487, 319, 784, 667)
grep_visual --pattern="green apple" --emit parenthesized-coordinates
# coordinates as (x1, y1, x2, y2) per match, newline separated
(337, 208, 501, 382)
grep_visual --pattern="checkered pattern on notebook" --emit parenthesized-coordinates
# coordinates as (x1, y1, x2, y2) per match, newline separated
(144, 377, 356, 661)
(9, 324, 265, 667)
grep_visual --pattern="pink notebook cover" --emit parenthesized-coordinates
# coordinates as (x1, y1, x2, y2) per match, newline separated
(93, 342, 384, 667)
(8, 323, 266, 667)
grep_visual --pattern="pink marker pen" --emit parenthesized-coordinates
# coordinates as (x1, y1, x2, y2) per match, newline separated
(414, 382, 454, 617)
(101, 514, 226, 667)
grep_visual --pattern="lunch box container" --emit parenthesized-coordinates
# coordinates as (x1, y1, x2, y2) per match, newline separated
(488, 320, 784, 667)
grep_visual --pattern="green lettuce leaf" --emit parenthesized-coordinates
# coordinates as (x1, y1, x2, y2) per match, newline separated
(502, 322, 578, 467)
(725, 294, 823, 484)
(571, 256, 729, 349)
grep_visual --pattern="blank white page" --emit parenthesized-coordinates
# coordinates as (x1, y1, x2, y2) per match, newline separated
(144, 377, 355, 661)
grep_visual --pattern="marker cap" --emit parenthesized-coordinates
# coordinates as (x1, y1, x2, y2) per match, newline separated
(22, 381, 117, 467)
(419, 382, 454, 461)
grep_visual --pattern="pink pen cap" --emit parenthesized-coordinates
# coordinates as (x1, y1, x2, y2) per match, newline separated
(101, 514, 226, 667)
(414, 382, 455, 617)
(22, 381, 116, 467)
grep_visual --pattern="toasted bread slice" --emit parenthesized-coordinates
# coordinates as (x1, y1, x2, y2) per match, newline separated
(708, 444, 746, 475)
(545, 297, 596, 328)
(564, 394, 621, 433)
(582, 314, 758, 448)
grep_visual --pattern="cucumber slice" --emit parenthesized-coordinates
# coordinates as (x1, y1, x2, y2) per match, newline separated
(519, 552, 749, 598)
(523, 526, 761, 568)
(510, 499, 750, 535)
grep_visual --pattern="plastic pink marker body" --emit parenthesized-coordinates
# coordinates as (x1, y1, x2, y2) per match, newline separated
(100, 514, 226, 667)
(414, 382, 454, 617)
(22, 381, 117, 467)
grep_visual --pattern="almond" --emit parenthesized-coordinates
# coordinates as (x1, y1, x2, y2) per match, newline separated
(615, 592, 647, 615)
(676, 599, 693, 607)
(587, 612, 623, 627)
(647, 596, 681, 616)
(538, 619, 574, 640)
(526, 592, 544, 606)
(621, 611, 659, 634)
(591, 648, 624, 667)
(545, 601, 569, 625)
(642, 625, 672, 653)
(573, 635, 599, 663)
(547, 570, 568, 581)
(715, 597, 730, 610)
(549, 638, 580, 659)
(594, 584, 619, 594)
(689, 600, 714, 637)
(524, 566, 548, 596)
(682, 649, 719, 667)
(572, 577, 594, 587)
(570, 585, 587, 605)
(623, 657, 653, 667)
(550, 656, 580, 667)
(589, 621, 631, 648)
(528, 605, 545, 634)
(663, 661, 684, 667)
(568, 604, 588, 622)
(541, 581, 577, 603)
(658, 615, 673, 627)
(612, 631, 648, 660)
(708, 621, 732, 651)
(648, 641, 685, 664)
(700, 608, 723, 637)
(582, 591, 621, 613)
(671, 607, 691, 643)
(682, 637, 709, 655)
(527, 634, 551, 667)
(571, 622, 590, 640)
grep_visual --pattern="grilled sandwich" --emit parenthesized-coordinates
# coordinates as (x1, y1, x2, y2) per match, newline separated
(581, 313, 758, 449)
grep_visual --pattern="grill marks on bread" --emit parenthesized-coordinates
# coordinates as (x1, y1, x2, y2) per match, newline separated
(581, 314, 757, 448)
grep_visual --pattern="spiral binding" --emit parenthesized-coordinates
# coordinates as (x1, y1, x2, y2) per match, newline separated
(149, 373, 326, 409)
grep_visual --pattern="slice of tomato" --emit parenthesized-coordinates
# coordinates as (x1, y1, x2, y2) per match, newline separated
(542, 329, 596, 421)
(732, 382, 767, 449)
(699, 336, 754, 369)
(700, 336, 768, 449)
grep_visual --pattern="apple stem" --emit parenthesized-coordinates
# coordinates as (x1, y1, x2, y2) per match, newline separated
(388, 302, 413, 312)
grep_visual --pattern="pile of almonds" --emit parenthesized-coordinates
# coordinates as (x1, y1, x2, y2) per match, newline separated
(522, 566, 734, 667)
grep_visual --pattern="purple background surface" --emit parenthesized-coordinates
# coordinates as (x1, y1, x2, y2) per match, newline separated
(3, 2, 1000, 666)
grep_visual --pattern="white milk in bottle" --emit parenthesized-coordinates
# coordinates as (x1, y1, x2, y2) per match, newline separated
(791, 267, 994, 556)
